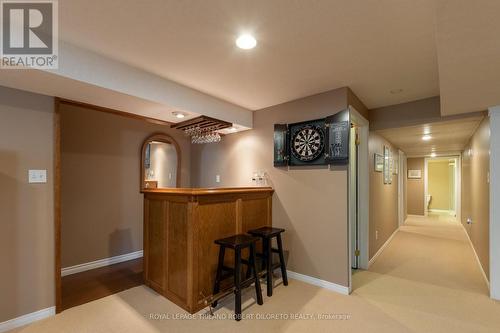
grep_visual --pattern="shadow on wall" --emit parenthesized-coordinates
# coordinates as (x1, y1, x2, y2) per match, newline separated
(109, 229, 135, 258)
(0, 151, 19, 321)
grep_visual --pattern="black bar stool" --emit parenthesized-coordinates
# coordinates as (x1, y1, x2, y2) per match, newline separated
(247, 227, 288, 297)
(212, 234, 263, 321)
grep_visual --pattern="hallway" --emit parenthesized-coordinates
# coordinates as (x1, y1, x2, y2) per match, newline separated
(353, 214, 498, 332)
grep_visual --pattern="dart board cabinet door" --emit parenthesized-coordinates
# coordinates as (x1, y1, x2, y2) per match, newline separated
(288, 118, 327, 166)
(273, 124, 289, 166)
(325, 109, 350, 165)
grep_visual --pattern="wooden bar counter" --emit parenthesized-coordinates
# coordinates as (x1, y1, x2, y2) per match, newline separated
(142, 187, 274, 313)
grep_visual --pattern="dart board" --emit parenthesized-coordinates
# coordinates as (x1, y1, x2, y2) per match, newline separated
(291, 125, 325, 162)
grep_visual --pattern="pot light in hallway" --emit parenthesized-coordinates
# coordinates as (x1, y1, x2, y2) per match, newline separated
(236, 34, 257, 50)
(422, 135, 432, 141)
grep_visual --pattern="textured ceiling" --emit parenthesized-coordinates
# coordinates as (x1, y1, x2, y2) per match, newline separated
(376, 115, 484, 157)
(58, 0, 439, 110)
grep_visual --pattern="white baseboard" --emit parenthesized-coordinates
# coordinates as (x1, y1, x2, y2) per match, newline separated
(368, 227, 400, 268)
(61, 250, 143, 277)
(287, 270, 350, 295)
(0, 307, 55, 333)
(460, 223, 490, 289)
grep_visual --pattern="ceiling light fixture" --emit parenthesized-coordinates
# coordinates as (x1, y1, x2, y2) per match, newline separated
(422, 135, 432, 141)
(236, 34, 257, 50)
(430, 152, 437, 158)
(172, 112, 186, 119)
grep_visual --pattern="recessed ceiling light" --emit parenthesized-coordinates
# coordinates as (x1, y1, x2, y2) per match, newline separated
(390, 89, 403, 94)
(172, 112, 186, 119)
(422, 135, 432, 141)
(430, 152, 437, 158)
(236, 34, 257, 50)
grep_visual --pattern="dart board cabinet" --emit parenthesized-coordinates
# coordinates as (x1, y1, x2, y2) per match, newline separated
(273, 109, 350, 167)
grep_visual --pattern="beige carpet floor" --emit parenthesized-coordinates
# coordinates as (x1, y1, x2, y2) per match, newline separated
(11, 215, 500, 332)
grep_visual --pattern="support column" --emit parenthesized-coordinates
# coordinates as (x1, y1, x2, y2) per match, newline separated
(489, 106, 500, 300)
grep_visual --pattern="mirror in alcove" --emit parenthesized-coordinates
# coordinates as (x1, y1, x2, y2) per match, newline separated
(141, 134, 181, 189)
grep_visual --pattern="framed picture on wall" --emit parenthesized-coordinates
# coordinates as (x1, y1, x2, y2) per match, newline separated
(374, 153, 384, 172)
(408, 169, 422, 179)
(384, 145, 392, 184)
(393, 155, 399, 175)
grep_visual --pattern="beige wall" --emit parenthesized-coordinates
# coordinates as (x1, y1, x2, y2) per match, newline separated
(462, 116, 490, 276)
(61, 104, 190, 268)
(407, 158, 425, 215)
(0, 87, 55, 322)
(368, 132, 399, 258)
(428, 160, 452, 210)
(191, 88, 352, 287)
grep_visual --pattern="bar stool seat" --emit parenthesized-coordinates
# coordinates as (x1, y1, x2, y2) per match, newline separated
(212, 234, 263, 321)
(215, 234, 260, 248)
(247, 227, 288, 297)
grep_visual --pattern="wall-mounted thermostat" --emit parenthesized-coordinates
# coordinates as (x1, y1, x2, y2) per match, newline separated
(28, 170, 47, 183)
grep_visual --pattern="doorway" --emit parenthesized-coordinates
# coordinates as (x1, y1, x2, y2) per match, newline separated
(424, 156, 460, 218)
(348, 106, 369, 290)
(54, 99, 176, 313)
(398, 150, 407, 226)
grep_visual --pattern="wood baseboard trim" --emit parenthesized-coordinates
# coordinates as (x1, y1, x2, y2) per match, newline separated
(287, 270, 350, 295)
(61, 250, 143, 277)
(460, 223, 490, 289)
(0, 307, 55, 333)
(368, 227, 400, 268)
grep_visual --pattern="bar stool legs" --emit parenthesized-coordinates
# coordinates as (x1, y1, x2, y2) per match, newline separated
(250, 243, 263, 306)
(247, 227, 288, 297)
(265, 238, 273, 297)
(234, 248, 242, 320)
(276, 234, 288, 286)
(211, 246, 225, 308)
(212, 235, 263, 321)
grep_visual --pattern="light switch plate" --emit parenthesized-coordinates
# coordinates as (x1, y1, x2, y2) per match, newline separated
(216, 175, 221, 183)
(29, 169, 47, 183)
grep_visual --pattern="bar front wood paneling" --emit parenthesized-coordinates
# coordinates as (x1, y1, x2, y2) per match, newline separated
(142, 187, 274, 313)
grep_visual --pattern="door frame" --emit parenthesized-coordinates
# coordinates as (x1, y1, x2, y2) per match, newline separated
(53, 98, 170, 313)
(347, 106, 369, 293)
(424, 155, 461, 218)
(398, 150, 407, 226)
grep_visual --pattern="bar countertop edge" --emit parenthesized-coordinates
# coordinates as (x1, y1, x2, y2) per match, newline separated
(141, 186, 274, 195)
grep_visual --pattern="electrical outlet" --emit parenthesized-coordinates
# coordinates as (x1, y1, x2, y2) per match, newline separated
(375, 230, 379, 240)
(215, 175, 221, 183)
